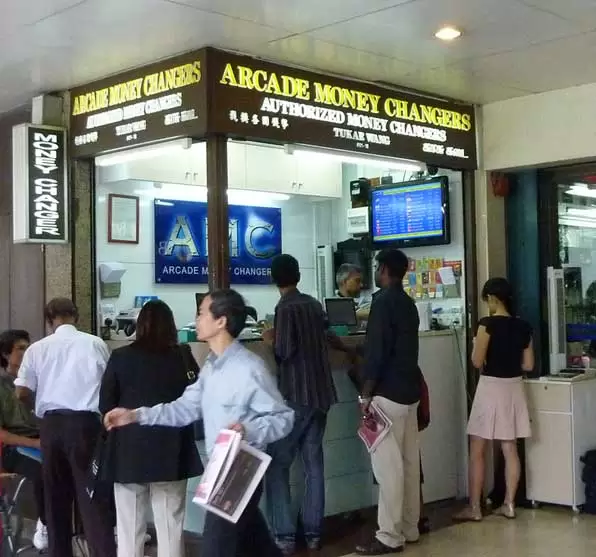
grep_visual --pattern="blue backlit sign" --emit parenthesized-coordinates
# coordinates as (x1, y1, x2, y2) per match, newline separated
(154, 199, 282, 285)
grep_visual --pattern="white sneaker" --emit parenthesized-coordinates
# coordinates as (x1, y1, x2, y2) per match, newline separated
(33, 519, 48, 551)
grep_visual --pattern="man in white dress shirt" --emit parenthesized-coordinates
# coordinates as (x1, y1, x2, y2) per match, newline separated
(15, 298, 116, 557)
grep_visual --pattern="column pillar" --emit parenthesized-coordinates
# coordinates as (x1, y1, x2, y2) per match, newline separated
(206, 136, 229, 290)
(32, 95, 74, 307)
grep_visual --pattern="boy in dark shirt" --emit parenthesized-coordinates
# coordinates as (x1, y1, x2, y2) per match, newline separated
(0, 330, 46, 551)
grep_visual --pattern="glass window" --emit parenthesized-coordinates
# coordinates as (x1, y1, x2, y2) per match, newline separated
(94, 141, 208, 335)
(557, 178, 596, 366)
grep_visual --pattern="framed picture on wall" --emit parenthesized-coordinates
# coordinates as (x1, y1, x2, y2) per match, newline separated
(108, 194, 139, 244)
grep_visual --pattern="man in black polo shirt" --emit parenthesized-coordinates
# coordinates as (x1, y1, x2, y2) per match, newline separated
(355, 249, 421, 556)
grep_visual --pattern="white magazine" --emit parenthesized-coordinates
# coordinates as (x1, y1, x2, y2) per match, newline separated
(357, 401, 393, 453)
(193, 430, 272, 524)
(194, 430, 241, 504)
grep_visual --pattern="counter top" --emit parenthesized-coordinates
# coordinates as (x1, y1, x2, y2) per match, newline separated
(227, 328, 459, 343)
(525, 371, 596, 384)
(106, 328, 460, 370)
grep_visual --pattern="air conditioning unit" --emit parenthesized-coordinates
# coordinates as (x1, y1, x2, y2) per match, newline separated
(346, 207, 369, 235)
(547, 266, 566, 375)
(316, 245, 335, 302)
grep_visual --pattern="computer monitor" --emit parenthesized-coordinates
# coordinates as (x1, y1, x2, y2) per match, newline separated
(325, 298, 358, 327)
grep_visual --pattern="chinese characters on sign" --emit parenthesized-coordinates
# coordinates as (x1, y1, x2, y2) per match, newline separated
(69, 47, 477, 170)
(228, 110, 289, 130)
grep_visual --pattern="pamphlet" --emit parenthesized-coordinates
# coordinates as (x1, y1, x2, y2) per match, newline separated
(358, 402, 393, 453)
(193, 429, 272, 523)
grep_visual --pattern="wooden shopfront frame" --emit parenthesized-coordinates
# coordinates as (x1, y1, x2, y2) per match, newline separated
(68, 46, 479, 332)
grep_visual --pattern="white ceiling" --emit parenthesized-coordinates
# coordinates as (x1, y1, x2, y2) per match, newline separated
(3, 0, 596, 115)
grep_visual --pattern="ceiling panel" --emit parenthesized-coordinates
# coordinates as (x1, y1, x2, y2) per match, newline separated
(253, 35, 416, 85)
(307, 0, 582, 66)
(0, 0, 85, 30)
(453, 31, 596, 93)
(19, 0, 285, 90)
(398, 66, 534, 103)
(1, 0, 596, 115)
(163, 0, 413, 33)
(519, 0, 596, 29)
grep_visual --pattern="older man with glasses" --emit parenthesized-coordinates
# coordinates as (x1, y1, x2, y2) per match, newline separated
(335, 263, 372, 321)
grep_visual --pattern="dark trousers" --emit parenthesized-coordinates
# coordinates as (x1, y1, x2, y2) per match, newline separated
(40, 412, 116, 557)
(265, 404, 327, 542)
(202, 485, 281, 557)
(2, 446, 45, 524)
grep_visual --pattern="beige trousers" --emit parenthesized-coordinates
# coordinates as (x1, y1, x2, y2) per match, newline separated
(114, 480, 187, 557)
(370, 396, 420, 548)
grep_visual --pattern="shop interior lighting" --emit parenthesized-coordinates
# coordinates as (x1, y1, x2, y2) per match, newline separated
(565, 183, 596, 199)
(95, 138, 192, 167)
(134, 183, 290, 206)
(435, 26, 462, 41)
(566, 207, 596, 218)
(287, 145, 422, 172)
(560, 216, 596, 229)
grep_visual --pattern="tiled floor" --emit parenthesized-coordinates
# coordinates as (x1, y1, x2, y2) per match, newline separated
(17, 505, 596, 556)
(341, 507, 596, 557)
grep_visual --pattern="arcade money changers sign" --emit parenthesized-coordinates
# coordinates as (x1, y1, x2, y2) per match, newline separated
(70, 51, 207, 157)
(207, 49, 477, 169)
(70, 48, 477, 169)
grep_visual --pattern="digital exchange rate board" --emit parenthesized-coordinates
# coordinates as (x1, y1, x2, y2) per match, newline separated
(371, 182, 445, 244)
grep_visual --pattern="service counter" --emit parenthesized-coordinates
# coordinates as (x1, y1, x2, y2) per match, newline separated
(106, 329, 467, 534)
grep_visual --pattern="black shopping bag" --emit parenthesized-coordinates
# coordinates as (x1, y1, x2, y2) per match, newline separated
(86, 428, 110, 499)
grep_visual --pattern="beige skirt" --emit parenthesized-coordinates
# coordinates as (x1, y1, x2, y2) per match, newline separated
(467, 375, 531, 440)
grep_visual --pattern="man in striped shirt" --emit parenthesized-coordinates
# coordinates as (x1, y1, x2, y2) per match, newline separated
(263, 254, 337, 555)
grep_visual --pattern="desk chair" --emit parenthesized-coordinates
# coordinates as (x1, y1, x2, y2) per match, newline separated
(15, 448, 90, 557)
(2, 447, 90, 557)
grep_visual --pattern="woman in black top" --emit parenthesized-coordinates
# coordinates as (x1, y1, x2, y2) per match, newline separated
(99, 301, 203, 557)
(455, 278, 533, 522)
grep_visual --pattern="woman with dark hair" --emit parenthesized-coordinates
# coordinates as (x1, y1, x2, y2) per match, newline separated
(100, 300, 203, 557)
(455, 278, 533, 522)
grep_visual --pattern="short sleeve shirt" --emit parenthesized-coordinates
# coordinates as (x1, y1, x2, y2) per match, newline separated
(0, 374, 39, 437)
(479, 316, 532, 378)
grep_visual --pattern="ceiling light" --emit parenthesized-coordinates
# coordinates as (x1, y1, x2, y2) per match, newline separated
(566, 184, 596, 199)
(134, 183, 290, 206)
(560, 216, 596, 229)
(95, 138, 192, 167)
(435, 26, 462, 41)
(288, 145, 422, 172)
(566, 207, 596, 218)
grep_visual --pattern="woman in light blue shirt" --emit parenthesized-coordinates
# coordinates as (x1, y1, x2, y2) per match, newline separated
(105, 289, 294, 557)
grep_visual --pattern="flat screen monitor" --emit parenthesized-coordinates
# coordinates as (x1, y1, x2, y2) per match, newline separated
(369, 177, 450, 249)
(325, 298, 358, 327)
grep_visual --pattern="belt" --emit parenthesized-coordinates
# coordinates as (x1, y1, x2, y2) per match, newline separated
(44, 410, 98, 418)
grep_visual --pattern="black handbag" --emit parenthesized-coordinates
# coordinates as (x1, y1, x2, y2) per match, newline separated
(179, 344, 204, 441)
(86, 427, 110, 499)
